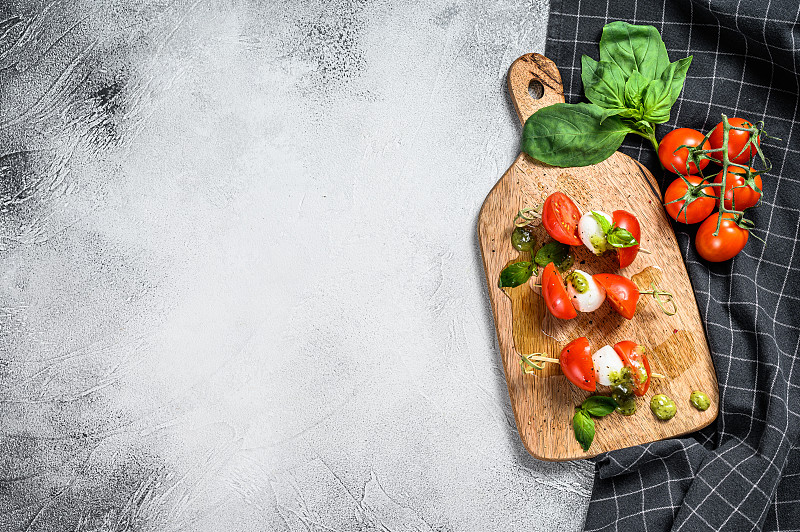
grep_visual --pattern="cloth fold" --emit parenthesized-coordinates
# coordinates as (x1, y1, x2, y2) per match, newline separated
(544, 1, 800, 531)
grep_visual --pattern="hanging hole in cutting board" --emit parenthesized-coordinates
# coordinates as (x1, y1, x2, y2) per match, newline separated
(528, 79, 544, 100)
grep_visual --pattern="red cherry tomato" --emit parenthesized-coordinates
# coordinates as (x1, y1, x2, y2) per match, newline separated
(664, 175, 716, 224)
(695, 212, 749, 262)
(712, 166, 762, 210)
(658, 128, 711, 175)
(612, 210, 640, 268)
(708, 117, 760, 165)
(613, 341, 651, 396)
(559, 337, 595, 392)
(541, 192, 582, 246)
(592, 273, 639, 320)
(542, 262, 577, 320)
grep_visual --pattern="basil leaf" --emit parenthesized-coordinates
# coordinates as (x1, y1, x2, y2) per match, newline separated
(572, 409, 595, 451)
(534, 242, 570, 268)
(590, 211, 612, 233)
(599, 21, 670, 81)
(522, 103, 633, 167)
(599, 107, 639, 123)
(642, 56, 692, 124)
(582, 396, 619, 417)
(498, 261, 534, 288)
(606, 227, 639, 248)
(581, 56, 627, 112)
(623, 71, 650, 112)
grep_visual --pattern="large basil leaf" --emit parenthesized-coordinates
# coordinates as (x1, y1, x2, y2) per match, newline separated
(599, 21, 670, 81)
(581, 56, 627, 111)
(522, 103, 633, 167)
(642, 56, 693, 124)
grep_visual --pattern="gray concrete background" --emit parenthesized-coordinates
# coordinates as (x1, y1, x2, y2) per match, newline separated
(0, 1, 593, 530)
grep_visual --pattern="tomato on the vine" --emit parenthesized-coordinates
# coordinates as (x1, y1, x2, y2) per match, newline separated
(613, 341, 651, 396)
(712, 166, 762, 211)
(708, 117, 760, 164)
(592, 273, 639, 320)
(612, 210, 640, 268)
(664, 175, 716, 224)
(658, 128, 711, 175)
(559, 337, 595, 392)
(542, 192, 582, 246)
(542, 262, 577, 319)
(695, 213, 750, 262)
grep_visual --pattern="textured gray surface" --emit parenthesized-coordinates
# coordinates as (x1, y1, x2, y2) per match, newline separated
(0, 1, 593, 530)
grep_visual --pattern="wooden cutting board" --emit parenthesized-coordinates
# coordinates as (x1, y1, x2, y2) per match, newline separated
(478, 54, 718, 461)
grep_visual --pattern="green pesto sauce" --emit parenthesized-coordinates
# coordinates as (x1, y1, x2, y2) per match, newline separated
(689, 391, 710, 411)
(612, 389, 636, 416)
(650, 394, 677, 420)
(511, 226, 535, 252)
(609, 367, 634, 397)
(589, 234, 609, 254)
(557, 253, 575, 272)
(609, 367, 636, 414)
(568, 272, 589, 293)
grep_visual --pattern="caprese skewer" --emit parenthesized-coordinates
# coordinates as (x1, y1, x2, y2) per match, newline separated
(538, 263, 676, 320)
(518, 337, 664, 395)
(531, 192, 644, 268)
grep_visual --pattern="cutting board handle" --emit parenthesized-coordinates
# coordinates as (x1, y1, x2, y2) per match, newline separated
(507, 54, 565, 125)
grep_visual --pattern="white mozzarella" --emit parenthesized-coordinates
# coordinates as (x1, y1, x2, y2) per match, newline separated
(592, 345, 625, 386)
(578, 211, 612, 255)
(566, 270, 607, 312)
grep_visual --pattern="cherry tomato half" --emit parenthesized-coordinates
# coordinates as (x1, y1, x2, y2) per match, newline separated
(592, 273, 639, 320)
(708, 117, 760, 165)
(559, 337, 595, 392)
(542, 192, 582, 246)
(613, 341, 651, 396)
(612, 210, 640, 268)
(712, 166, 762, 211)
(695, 212, 749, 262)
(664, 175, 716, 224)
(542, 262, 577, 320)
(658, 128, 711, 175)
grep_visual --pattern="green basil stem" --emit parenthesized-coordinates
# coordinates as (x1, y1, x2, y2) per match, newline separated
(631, 129, 660, 153)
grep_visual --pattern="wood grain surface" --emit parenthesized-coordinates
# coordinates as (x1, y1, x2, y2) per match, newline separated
(478, 54, 718, 461)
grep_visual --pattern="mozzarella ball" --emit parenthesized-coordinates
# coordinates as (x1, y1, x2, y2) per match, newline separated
(578, 211, 612, 255)
(566, 270, 607, 312)
(592, 345, 625, 386)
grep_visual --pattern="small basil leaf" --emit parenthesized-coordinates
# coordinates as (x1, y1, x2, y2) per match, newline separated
(623, 71, 650, 110)
(642, 56, 692, 124)
(582, 57, 627, 111)
(522, 103, 633, 167)
(498, 261, 534, 288)
(582, 396, 619, 417)
(606, 227, 639, 248)
(572, 409, 595, 451)
(591, 211, 612, 234)
(534, 242, 570, 268)
(599, 21, 670, 80)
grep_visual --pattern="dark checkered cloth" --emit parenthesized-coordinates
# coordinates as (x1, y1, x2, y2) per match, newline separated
(544, 1, 800, 531)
